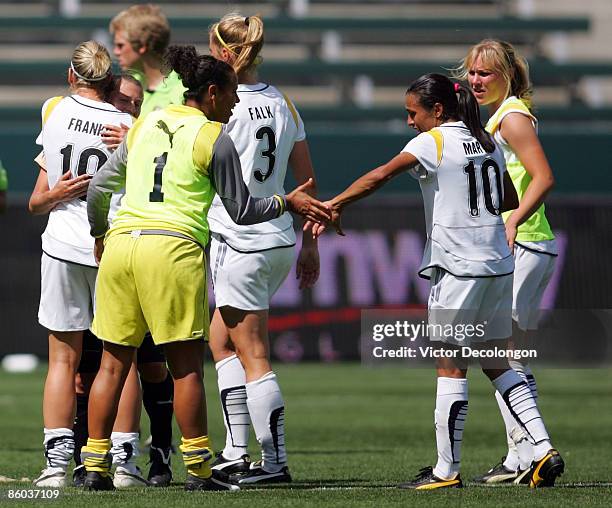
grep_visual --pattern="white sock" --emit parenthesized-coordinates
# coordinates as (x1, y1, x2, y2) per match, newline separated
(246, 371, 286, 472)
(496, 391, 533, 471)
(499, 361, 535, 469)
(492, 370, 552, 460)
(503, 432, 521, 472)
(216, 354, 250, 460)
(43, 428, 74, 470)
(111, 431, 140, 471)
(433, 377, 468, 480)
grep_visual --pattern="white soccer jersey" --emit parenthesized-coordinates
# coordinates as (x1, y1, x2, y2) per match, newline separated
(36, 95, 132, 266)
(208, 83, 306, 251)
(402, 121, 514, 279)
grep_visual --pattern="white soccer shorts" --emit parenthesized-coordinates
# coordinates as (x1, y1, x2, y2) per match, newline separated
(38, 252, 97, 332)
(428, 268, 513, 346)
(210, 234, 294, 311)
(513, 243, 556, 331)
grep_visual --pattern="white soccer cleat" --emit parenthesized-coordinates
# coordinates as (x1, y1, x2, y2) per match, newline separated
(113, 465, 150, 488)
(33, 466, 67, 488)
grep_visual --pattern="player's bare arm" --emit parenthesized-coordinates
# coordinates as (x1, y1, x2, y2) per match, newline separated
(500, 112, 555, 231)
(289, 139, 320, 289)
(28, 167, 91, 215)
(311, 151, 417, 237)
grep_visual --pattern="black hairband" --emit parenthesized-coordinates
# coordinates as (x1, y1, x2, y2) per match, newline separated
(245, 17, 249, 26)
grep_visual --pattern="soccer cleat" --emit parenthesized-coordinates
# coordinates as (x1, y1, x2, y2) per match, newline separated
(472, 457, 519, 484)
(210, 451, 251, 475)
(148, 446, 173, 487)
(398, 466, 463, 490)
(113, 465, 150, 488)
(83, 471, 114, 491)
(72, 465, 86, 487)
(184, 470, 240, 491)
(231, 461, 292, 485)
(513, 467, 532, 485)
(528, 449, 565, 488)
(33, 466, 66, 488)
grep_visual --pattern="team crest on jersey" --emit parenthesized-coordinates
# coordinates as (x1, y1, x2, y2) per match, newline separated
(156, 120, 184, 148)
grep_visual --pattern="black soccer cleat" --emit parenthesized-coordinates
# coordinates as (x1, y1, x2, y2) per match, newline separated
(82, 471, 115, 491)
(528, 449, 565, 488)
(211, 451, 251, 475)
(472, 457, 519, 484)
(184, 470, 240, 491)
(148, 446, 173, 487)
(72, 465, 86, 487)
(398, 466, 463, 490)
(231, 461, 292, 485)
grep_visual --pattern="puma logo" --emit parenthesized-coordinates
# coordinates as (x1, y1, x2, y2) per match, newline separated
(156, 120, 184, 148)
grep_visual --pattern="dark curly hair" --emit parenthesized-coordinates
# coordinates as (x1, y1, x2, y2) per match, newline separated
(166, 45, 235, 103)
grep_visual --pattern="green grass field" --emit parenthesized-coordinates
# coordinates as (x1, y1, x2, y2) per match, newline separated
(0, 363, 611, 507)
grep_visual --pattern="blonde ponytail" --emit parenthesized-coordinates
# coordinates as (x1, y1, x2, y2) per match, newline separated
(210, 13, 264, 77)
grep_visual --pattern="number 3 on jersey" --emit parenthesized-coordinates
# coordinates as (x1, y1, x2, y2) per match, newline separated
(254, 126, 276, 183)
(464, 158, 503, 217)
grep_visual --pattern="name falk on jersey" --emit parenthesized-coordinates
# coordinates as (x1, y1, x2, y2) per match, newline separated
(247, 105, 274, 121)
(68, 117, 104, 136)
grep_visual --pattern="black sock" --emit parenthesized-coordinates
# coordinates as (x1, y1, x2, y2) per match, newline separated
(73, 393, 89, 466)
(142, 373, 174, 450)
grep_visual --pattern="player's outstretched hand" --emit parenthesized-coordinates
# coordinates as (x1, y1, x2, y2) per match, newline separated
(296, 245, 320, 289)
(53, 170, 91, 201)
(305, 201, 344, 238)
(286, 178, 331, 224)
(94, 237, 105, 264)
(102, 123, 130, 151)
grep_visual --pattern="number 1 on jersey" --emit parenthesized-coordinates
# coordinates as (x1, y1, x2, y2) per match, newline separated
(149, 152, 168, 202)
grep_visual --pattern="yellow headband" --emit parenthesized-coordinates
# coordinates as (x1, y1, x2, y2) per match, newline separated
(214, 25, 238, 56)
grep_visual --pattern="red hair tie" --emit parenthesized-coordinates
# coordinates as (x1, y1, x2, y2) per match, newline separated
(454, 82, 460, 92)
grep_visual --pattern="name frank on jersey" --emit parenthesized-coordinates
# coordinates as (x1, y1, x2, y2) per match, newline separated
(68, 117, 104, 136)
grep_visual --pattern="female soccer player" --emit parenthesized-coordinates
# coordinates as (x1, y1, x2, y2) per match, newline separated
(28, 41, 141, 488)
(206, 13, 320, 484)
(314, 74, 563, 489)
(110, 4, 185, 115)
(83, 46, 328, 491)
(455, 39, 559, 485)
(109, 5, 189, 480)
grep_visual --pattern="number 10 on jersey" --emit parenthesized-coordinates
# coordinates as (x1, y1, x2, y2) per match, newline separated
(464, 158, 503, 217)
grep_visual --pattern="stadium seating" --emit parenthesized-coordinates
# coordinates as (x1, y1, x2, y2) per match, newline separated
(0, 0, 611, 195)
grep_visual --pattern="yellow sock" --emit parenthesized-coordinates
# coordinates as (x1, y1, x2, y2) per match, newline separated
(180, 435, 213, 479)
(82, 438, 112, 477)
